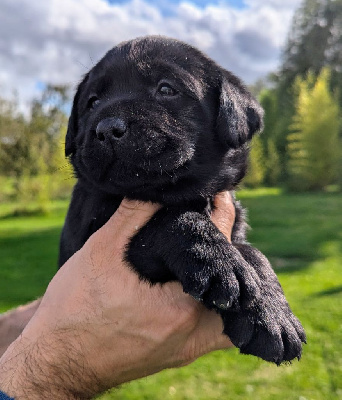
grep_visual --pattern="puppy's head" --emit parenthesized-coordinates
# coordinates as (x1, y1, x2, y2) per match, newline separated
(66, 36, 263, 203)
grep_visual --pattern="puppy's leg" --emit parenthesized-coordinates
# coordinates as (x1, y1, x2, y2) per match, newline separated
(221, 244, 306, 364)
(126, 207, 261, 313)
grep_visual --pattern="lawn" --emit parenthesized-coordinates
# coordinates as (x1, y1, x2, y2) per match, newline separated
(0, 189, 341, 400)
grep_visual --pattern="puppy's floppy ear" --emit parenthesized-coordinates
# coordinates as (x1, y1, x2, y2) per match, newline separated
(216, 70, 264, 149)
(65, 74, 89, 157)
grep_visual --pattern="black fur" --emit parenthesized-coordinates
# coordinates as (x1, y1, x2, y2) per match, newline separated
(60, 36, 305, 364)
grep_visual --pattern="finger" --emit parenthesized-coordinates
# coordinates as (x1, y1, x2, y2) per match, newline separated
(162, 285, 233, 353)
(176, 310, 233, 365)
(197, 310, 234, 351)
(95, 199, 161, 248)
(211, 191, 235, 242)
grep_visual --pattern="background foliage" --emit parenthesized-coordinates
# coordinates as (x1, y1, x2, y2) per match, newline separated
(249, 0, 342, 192)
(0, 85, 74, 212)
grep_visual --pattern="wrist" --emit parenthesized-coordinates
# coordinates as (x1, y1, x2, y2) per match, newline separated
(0, 328, 96, 400)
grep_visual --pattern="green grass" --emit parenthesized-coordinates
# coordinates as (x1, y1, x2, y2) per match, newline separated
(0, 200, 68, 309)
(0, 189, 341, 400)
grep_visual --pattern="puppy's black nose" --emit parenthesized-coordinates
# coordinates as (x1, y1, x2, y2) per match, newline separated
(96, 117, 127, 141)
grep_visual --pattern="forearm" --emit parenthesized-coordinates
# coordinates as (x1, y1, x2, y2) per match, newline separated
(0, 335, 48, 400)
(0, 326, 94, 400)
(0, 299, 41, 358)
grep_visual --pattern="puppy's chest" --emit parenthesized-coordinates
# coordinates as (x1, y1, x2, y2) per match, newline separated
(72, 188, 123, 239)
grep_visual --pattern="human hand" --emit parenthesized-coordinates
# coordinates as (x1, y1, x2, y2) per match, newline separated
(0, 192, 235, 400)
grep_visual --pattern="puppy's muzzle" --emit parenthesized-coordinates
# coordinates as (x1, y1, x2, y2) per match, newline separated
(96, 117, 127, 141)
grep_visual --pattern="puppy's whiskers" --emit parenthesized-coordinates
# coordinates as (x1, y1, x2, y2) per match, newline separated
(162, 168, 172, 177)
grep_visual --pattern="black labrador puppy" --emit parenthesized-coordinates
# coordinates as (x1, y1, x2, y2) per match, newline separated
(60, 36, 306, 364)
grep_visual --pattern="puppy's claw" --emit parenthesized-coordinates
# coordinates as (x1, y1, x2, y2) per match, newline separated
(213, 299, 231, 310)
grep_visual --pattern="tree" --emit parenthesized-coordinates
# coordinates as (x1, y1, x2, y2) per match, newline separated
(265, 139, 281, 187)
(259, 89, 279, 146)
(280, 0, 342, 92)
(288, 68, 341, 191)
(244, 135, 266, 188)
(258, 89, 283, 185)
(0, 85, 73, 210)
(269, 0, 342, 187)
(0, 96, 27, 177)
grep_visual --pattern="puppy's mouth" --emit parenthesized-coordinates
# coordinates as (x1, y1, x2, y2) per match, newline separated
(74, 128, 195, 195)
(110, 160, 191, 190)
(78, 156, 193, 196)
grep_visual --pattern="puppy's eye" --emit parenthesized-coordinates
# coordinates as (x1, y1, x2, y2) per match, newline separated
(158, 83, 177, 97)
(87, 96, 100, 110)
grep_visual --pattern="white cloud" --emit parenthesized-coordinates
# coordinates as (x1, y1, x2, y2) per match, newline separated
(0, 0, 302, 109)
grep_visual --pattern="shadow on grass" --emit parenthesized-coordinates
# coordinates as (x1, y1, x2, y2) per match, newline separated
(237, 190, 342, 276)
(273, 262, 312, 274)
(0, 208, 49, 219)
(0, 200, 69, 220)
(312, 285, 342, 297)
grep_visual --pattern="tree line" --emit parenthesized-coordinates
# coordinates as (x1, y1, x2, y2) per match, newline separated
(0, 85, 74, 210)
(246, 0, 342, 191)
(0, 0, 341, 212)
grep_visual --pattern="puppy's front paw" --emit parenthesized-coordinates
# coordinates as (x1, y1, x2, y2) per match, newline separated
(181, 243, 261, 311)
(222, 297, 306, 364)
(221, 244, 306, 364)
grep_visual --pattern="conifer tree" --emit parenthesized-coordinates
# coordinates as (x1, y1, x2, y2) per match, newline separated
(288, 68, 340, 191)
(266, 139, 281, 186)
(258, 89, 284, 184)
(244, 136, 266, 188)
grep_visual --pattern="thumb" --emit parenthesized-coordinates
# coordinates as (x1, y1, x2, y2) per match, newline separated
(211, 192, 235, 243)
(93, 199, 161, 250)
